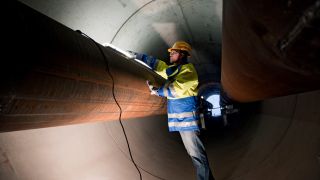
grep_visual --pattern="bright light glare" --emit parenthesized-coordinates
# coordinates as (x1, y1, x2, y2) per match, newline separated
(103, 43, 151, 69)
(103, 43, 134, 58)
(152, 22, 178, 46)
(132, 59, 152, 69)
(207, 95, 221, 117)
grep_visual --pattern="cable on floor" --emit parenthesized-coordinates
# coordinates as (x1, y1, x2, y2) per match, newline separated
(75, 30, 142, 180)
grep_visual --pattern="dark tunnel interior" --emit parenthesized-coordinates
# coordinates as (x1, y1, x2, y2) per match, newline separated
(1, 1, 320, 180)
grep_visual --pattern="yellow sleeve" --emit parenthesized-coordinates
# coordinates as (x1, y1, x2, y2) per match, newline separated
(169, 64, 199, 98)
(154, 60, 169, 79)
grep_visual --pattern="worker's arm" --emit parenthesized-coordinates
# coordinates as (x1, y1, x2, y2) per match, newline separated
(157, 64, 199, 98)
(131, 52, 169, 79)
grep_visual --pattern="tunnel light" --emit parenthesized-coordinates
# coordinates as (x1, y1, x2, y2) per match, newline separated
(206, 94, 221, 117)
(103, 43, 151, 69)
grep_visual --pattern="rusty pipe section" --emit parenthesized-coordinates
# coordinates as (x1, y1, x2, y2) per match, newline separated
(0, 1, 166, 132)
(222, 0, 320, 102)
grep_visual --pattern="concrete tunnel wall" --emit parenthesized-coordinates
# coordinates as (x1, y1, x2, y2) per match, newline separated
(1, 0, 320, 180)
(1, 90, 320, 180)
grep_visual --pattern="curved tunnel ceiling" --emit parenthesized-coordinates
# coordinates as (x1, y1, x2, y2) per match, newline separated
(19, 0, 223, 84)
(1, 1, 320, 180)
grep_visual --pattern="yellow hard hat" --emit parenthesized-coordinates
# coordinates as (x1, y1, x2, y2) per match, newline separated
(168, 41, 192, 56)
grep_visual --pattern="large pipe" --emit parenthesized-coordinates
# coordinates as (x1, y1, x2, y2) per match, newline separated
(222, 0, 320, 102)
(0, 1, 166, 132)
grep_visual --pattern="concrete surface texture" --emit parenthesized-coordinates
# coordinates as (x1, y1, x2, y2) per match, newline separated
(1, 0, 320, 180)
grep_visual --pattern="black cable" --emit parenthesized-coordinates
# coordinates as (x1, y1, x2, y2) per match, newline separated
(76, 30, 143, 180)
(110, 0, 155, 44)
(104, 123, 168, 180)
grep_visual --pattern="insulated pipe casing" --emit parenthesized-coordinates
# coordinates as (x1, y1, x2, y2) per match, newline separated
(0, 1, 166, 132)
(222, 0, 320, 102)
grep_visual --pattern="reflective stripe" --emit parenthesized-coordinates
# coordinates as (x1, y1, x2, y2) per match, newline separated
(168, 69, 179, 78)
(166, 66, 179, 77)
(168, 120, 199, 128)
(168, 111, 196, 119)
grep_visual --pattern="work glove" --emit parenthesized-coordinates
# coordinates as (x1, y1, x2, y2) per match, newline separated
(127, 50, 146, 61)
(146, 80, 159, 96)
(127, 50, 138, 59)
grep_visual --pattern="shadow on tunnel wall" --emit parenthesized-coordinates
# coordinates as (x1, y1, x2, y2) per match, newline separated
(201, 100, 262, 142)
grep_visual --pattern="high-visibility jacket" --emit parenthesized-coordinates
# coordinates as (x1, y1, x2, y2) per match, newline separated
(136, 53, 200, 132)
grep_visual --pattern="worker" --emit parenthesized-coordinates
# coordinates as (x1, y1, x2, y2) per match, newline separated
(129, 41, 215, 180)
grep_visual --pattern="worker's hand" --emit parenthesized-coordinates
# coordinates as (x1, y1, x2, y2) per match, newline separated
(146, 80, 159, 96)
(146, 80, 153, 90)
